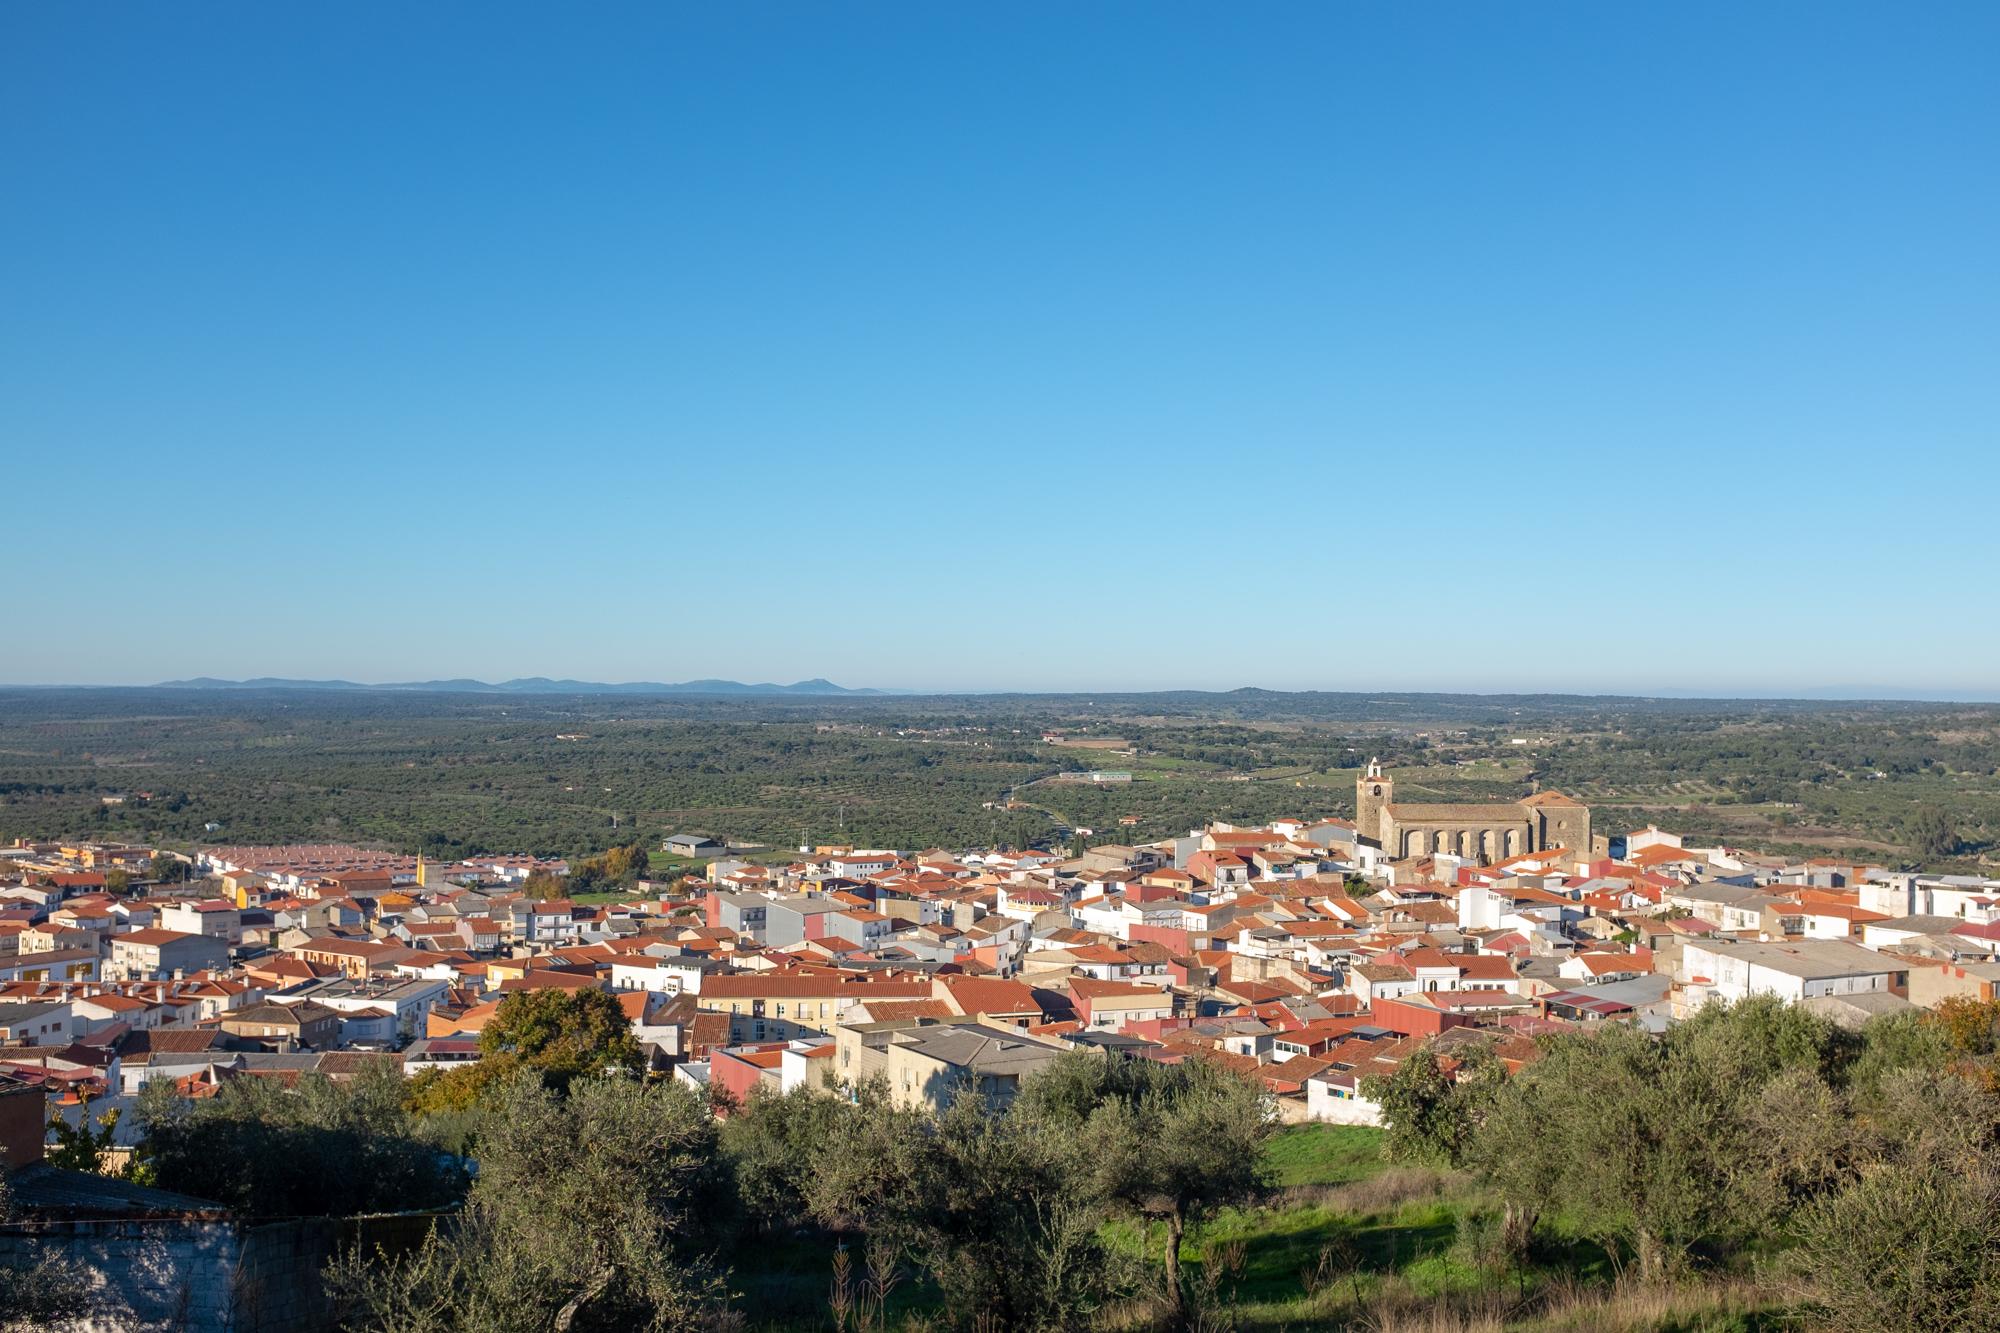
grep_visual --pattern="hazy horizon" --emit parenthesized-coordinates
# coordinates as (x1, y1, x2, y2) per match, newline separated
(4, 672, 1996, 705)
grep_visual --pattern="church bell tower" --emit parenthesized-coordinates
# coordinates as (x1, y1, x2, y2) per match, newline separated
(1356, 759, 1393, 843)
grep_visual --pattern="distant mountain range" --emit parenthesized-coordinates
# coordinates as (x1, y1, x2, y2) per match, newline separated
(155, 676, 896, 696)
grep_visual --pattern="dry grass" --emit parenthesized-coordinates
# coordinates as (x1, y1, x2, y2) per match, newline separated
(1302, 1167, 1455, 1215)
(1103, 1267, 1784, 1333)
(1350, 1275, 1509, 1332)
(1523, 1274, 1776, 1330)
(1344, 1272, 1779, 1333)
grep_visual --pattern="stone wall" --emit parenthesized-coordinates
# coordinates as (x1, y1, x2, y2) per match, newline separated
(1381, 816, 1528, 861)
(0, 1211, 444, 1333)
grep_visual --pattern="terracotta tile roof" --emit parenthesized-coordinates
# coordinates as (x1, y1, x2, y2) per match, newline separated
(936, 975, 1044, 1016)
(113, 928, 206, 948)
(687, 1012, 732, 1052)
(852, 998, 956, 1022)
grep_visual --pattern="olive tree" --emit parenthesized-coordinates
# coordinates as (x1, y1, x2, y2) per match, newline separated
(1015, 1051, 1271, 1319)
(1470, 998, 1849, 1279)
(1363, 1038, 1500, 1169)
(330, 1070, 734, 1333)
(1790, 1070, 2000, 1331)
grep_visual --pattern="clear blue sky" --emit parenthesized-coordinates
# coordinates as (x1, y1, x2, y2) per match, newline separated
(5, 4, 1996, 697)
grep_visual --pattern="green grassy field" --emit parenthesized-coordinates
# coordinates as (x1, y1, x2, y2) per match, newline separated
(728, 1120, 1776, 1328)
(1140, 1126, 1784, 1332)
(730, 1124, 1791, 1332)
(730, 1127, 1398, 1329)
(1261, 1123, 1388, 1188)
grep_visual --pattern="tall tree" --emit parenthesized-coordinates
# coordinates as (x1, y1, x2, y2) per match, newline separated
(724, 1068, 1155, 1330)
(44, 1093, 119, 1174)
(1907, 805, 1961, 860)
(909, 1094, 1117, 1331)
(478, 986, 643, 1088)
(408, 987, 643, 1112)
(519, 870, 564, 901)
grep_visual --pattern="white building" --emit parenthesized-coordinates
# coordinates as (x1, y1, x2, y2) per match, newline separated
(1679, 939, 1907, 1006)
(273, 976, 448, 1040)
(1304, 1068, 1384, 1127)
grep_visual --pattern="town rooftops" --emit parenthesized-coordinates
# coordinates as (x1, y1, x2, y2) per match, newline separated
(935, 975, 1044, 1016)
(117, 1028, 225, 1058)
(228, 1000, 340, 1026)
(293, 935, 414, 961)
(2, 948, 100, 969)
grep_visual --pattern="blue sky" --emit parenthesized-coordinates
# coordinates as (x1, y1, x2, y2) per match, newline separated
(4, 4, 1996, 696)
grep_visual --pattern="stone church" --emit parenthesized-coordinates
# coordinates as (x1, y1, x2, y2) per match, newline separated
(1354, 760, 1592, 863)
